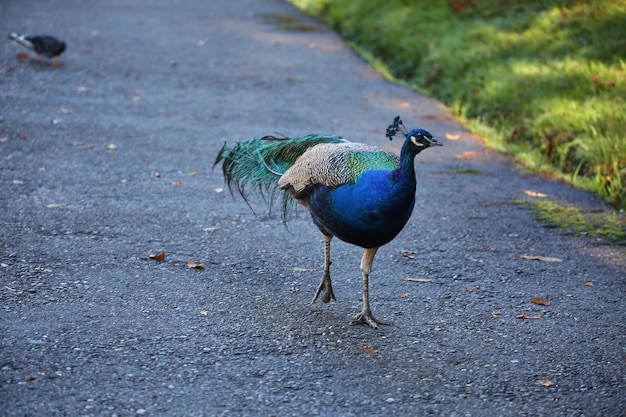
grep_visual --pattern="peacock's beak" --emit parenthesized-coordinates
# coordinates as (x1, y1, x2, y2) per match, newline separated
(429, 138, 443, 147)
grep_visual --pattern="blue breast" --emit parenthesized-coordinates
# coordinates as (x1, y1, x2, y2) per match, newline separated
(307, 169, 416, 248)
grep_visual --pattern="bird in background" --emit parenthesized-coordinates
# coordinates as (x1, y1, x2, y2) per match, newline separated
(8, 32, 66, 61)
(214, 116, 442, 329)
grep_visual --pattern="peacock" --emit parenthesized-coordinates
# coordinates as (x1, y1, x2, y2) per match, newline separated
(214, 116, 442, 328)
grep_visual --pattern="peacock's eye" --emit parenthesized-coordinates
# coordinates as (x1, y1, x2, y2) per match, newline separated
(410, 135, 424, 146)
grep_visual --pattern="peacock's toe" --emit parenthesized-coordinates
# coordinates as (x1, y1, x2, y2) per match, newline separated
(350, 310, 393, 329)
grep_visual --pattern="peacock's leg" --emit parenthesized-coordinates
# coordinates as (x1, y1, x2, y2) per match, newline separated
(312, 234, 336, 304)
(350, 247, 393, 329)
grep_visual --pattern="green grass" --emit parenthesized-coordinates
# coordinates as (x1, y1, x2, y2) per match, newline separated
(289, 0, 626, 211)
(514, 199, 626, 245)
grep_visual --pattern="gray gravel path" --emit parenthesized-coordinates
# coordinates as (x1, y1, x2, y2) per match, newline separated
(1, 0, 624, 416)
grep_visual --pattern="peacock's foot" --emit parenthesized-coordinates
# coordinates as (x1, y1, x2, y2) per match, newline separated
(311, 276, 336, 304)
(350, 309, 393, 329)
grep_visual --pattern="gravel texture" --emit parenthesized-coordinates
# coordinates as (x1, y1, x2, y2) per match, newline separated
(1, 0, 624, 416)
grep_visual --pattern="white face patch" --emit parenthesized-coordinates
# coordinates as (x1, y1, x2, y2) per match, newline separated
(410, 135, 424, 147)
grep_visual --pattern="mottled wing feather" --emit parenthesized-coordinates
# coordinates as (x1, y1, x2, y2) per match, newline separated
(279, 142, 399, 198)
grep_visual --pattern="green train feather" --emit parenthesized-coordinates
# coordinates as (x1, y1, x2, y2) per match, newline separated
(213, 134, 345, 217)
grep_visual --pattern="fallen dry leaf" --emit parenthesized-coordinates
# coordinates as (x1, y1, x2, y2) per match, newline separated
(199, 310, 208, 316)
(187, 171, 198, 177)
(186, 259, 204, 269)
(16, 52, 30, 59)
(168, 180, 185, 185)
(50, 61, 62, 68)
(539, 378, 554, 387)
(524, 190, 548, 198)
(585, 281, 594, 287)
(68, 141, 95, 149)
(213, 187, 224, 193)
(401, 249, 416, 259)
(149, 251, 166, 260)
(201, 226, 220, 232)
(363, 346, 378, 354)
(399, 292, 411, 298)
(396, 102, 411, 109)
(445, 132, 460, 140)
(518, 254, 563, 262)
(454, 151, 483, 160)
(290, 286, 299, 293)
(516, 313, 543, 320)
(491, 310, 501, 317)
(106, 143, 117, 151)
(530, 297, 552, 306)
(402, 277, 433, 283)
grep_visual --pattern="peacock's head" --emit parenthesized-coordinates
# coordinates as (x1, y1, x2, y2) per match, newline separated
(405, 128, 442, 150)
(386, 115, 442, 153)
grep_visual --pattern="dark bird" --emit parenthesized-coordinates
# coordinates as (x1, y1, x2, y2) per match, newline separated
(8, 32, 66, 59)
(214, 116, 442, 328)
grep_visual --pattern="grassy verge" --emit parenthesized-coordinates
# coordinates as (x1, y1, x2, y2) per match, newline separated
(514, 199, 626, 245)
(289, 0, 626, 211)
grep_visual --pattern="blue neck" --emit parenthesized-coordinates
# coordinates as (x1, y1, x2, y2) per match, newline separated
(393, 137, 422, 192)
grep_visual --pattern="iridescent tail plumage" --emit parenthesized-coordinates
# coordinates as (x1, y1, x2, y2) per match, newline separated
(213, 134, 345, 216)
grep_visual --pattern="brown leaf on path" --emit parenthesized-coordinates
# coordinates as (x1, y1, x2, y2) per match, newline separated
(516, 313, 543, 319)
(363, 346, 378, 354)
(168, 180, 185, 185)
(530, 297, 552, 306)
(16, 52, 30, 59)
(150, 251, 166, 260)
(539, 378, 554, 387)
(445, 132, 460, 140)
(186, 259, 204, 269)
(401, 249, 416, 259)
(396, 102, 411, 109)
(518, 254, 563, 262)
(454, 151, 484, 160)
(585, 281, 594, 287)
(402, 277, 433, 283)
(399, 292, 411, 298)
(523, 190, 548, 198)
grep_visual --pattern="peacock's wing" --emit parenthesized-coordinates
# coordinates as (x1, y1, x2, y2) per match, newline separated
(214, 134, 345, 215)
(278, 142, 399, 199)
